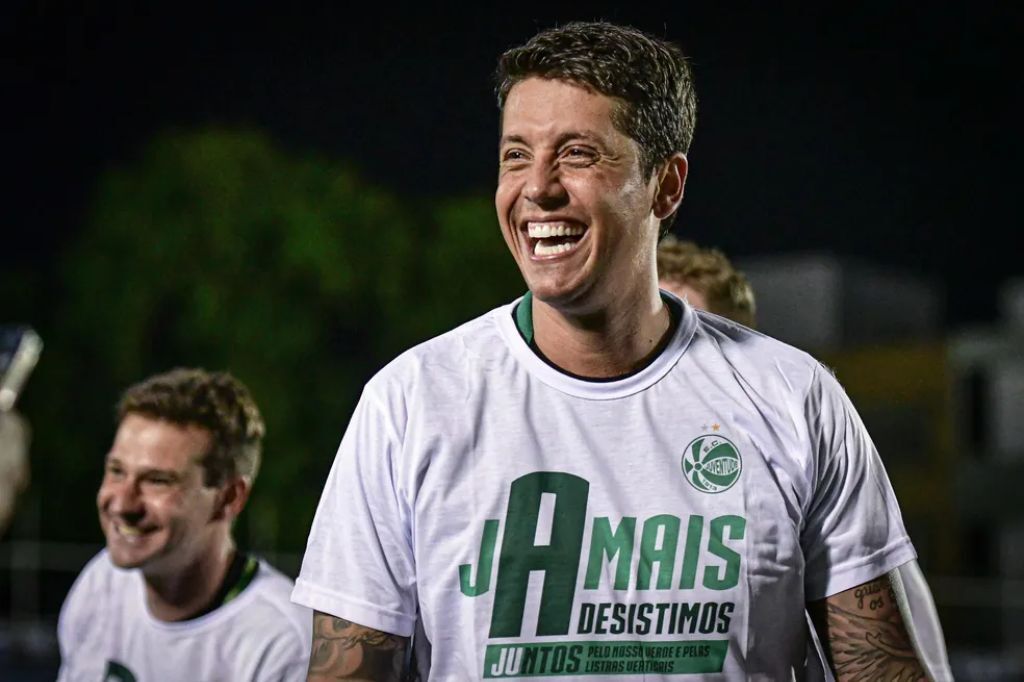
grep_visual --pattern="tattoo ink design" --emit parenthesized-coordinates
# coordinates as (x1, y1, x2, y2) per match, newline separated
(820, 577, 927, 682)
(308, 612, 407, 681)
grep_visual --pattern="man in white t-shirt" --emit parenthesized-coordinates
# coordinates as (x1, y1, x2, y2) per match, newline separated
(58, 368, 311, 681)
(293, 21, 932, 680)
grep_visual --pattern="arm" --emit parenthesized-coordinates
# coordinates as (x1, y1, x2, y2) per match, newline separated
(307, 611, 408, 682)
(807, 574, 928, 682)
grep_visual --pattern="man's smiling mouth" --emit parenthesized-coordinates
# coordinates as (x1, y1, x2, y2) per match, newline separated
(111, 521, 152, 541)
(527, 221, 587, 257)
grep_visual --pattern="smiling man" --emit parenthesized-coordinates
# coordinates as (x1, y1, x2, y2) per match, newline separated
(57, 368, 311, 682)
(293, 22, 931, 681)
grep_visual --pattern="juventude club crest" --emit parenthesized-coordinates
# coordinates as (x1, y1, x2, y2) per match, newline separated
(681, 435, 742, 493)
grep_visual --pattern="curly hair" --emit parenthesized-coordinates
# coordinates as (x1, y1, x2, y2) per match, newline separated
(657, 236, 757, 328)
(116, 368, 265, 486)
(496, 21, 697, 182)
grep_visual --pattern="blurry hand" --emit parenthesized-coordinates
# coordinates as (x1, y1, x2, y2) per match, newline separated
(0, 410, 30, 533)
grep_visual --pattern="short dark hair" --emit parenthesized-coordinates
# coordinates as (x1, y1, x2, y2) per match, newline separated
(657, 236, 757, 327)
(496, 21, 697, 181)
(116, 368, 265, 486)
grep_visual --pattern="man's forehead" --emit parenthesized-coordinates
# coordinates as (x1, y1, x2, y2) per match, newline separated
(501, 77, 620, 134)
(108, 414, 210, 467)
(505, 75, 604, 103)
(104, 450, 190, 473)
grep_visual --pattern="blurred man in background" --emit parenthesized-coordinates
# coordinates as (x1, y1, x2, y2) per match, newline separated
(57, 368, 310, 682)
(657, 235, 756, 327)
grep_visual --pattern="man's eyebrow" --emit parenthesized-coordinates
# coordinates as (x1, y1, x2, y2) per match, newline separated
(499, 133, 529, 147)
(103, 457, 182, 480)
(499, 131, 605, 148)
(129, 463, 185, 479)
(554, 131, 603, 146)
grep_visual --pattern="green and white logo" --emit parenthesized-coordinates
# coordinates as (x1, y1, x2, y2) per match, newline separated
(682, 435, 742, 493)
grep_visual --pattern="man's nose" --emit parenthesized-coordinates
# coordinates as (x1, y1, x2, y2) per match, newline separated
(524, 162, 568, 208)
(107, 479, 144, 519)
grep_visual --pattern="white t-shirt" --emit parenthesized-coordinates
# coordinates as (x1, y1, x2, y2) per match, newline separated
(293, 296, 916, 680)
(58, 550, 311, 682)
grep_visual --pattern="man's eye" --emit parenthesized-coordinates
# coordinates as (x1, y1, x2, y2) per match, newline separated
(501, 149, 528, 162)
(562, 146, 596, 162)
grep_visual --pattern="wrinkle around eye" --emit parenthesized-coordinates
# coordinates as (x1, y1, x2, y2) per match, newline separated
(499, 158, 531, 174)
(500, 146, 531, 162)
(558, 146, 600, 166)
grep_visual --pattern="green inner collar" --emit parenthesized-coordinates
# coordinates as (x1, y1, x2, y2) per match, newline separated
(222, 554, 259, 606)
(187, 551, 260, 621)
(515, 291, 535, 344)
(512, 290, 680, 383)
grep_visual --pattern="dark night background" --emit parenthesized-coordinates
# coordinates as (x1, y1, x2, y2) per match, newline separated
(4, 3, 1022, 326)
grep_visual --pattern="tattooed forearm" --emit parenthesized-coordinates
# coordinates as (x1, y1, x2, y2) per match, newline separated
(823, 601, 924, 681)
(809, 576, 927, 682)
(307, 611, 408, 681)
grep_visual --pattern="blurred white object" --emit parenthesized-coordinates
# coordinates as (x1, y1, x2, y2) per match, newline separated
(0, 327, 42, 412)
(0, 410, 30, 532)
(890, 560, 954, 682)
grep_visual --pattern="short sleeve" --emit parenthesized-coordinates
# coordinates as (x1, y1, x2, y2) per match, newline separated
(801, 364, 917, 600)
(291, 386, 418, 637)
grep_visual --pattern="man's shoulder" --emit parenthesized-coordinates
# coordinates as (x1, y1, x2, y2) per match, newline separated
(366, 302, 513, 394)
(691, 309, 823, 395)
(230, 559, 311, 642)
(65, 549, 130, 603)
(392, 302, 511, 368)
(58, 549, 130, 649)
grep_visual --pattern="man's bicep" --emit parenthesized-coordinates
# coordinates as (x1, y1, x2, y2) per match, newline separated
(807, 574, 927, 681)
(307, 611, 408, 682)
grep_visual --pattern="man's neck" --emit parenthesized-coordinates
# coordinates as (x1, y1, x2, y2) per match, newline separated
(142, 537, 236, 622)
(531, 287, 672, 379)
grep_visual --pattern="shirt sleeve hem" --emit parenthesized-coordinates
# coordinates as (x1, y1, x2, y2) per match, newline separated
(806, 538, 917, 601)
(291, 578, 416, 638)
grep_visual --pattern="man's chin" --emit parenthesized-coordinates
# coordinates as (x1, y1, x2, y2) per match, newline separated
(106, 546, 151, 570)
(529, 279, 599, 315)
(527, 272, 580, 301)
(104, 534, 160, 570)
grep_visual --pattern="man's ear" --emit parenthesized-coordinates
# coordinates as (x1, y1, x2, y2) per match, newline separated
(213, 476, 252, 522)
(652, 153, 688, 220)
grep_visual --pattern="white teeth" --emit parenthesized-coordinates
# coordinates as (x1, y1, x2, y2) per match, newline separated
(534, 241, 576, 256)
(527, 222, 585, 239)
(116, 524, 142, 537)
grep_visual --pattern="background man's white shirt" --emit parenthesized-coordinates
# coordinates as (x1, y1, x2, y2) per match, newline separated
(58, 550, 311, 682)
